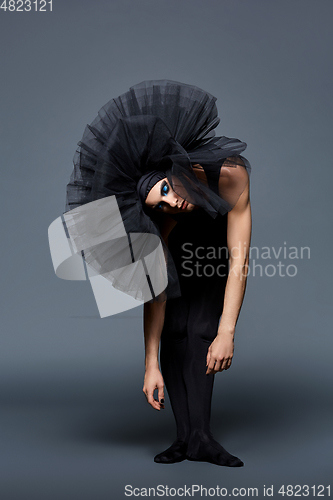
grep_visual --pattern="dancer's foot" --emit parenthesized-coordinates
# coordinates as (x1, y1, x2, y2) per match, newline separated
(186, 434, 244, 467)
(154, 439, 188, 464)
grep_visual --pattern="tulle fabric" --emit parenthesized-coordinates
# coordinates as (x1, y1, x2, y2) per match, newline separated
(64, 80, 251, 303)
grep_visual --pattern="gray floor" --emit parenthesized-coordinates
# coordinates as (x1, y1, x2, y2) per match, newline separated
(1, 311, 332, 500)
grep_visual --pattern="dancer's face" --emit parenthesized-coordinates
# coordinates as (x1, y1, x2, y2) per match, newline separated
(145, 178, 197, 214)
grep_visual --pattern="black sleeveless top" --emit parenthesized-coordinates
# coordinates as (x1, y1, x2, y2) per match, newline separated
(166, 165, 229, 297)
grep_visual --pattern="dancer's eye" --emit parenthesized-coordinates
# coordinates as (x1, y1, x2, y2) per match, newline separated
(156, 201, 165, 210)
(161, 181, 169, 196)
(155, 181, 169, 210)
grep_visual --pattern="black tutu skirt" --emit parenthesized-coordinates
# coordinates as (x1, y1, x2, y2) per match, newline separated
(63, 80, 251, 307)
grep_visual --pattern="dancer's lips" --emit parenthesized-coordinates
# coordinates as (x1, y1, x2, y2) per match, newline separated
(181, 200, 188, 210)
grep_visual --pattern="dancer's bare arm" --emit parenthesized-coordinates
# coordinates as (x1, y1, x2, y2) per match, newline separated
(142, 215, 177, 410)
(143, 300, 166, 410)
(206, 181, 252, 374)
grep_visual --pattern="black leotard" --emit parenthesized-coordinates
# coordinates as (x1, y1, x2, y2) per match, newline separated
(157, 163, 244, 467)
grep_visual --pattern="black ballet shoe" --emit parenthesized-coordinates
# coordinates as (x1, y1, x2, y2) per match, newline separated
(186, 437, 244, 467)
(154, 439, 188, 464)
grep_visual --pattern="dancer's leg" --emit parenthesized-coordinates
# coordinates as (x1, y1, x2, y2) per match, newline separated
(183, 285, 243, 467)
(154, 296, 190, 463)
(156, 209, 242, 466)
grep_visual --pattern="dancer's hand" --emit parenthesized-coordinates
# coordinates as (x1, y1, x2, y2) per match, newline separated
(143, 367, 165, 410)
(206, 334, 234, 374)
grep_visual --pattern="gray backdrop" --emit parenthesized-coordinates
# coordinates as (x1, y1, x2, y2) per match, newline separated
(1, 0, 332, 498)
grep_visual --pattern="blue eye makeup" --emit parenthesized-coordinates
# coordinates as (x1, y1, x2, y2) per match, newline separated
(162, 182, 169, 195)
(155, 181, 169, 210)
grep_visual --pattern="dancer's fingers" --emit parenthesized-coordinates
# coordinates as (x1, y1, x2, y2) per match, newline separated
(220, 358, 227, 371)
(214, 359, 222, 372)
(146, 388, 159, 410)
(206, 356, 217, 374)
(143, 369, 165, 410)
(217, 358, 227, 372)
(220, 357, 232, 371)
(225, 357, 233, 370)
(158, 384, 165, 409)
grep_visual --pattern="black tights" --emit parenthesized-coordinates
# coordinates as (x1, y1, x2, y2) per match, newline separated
(156, 284, 243, 466)
(153, 209, 243, 466)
